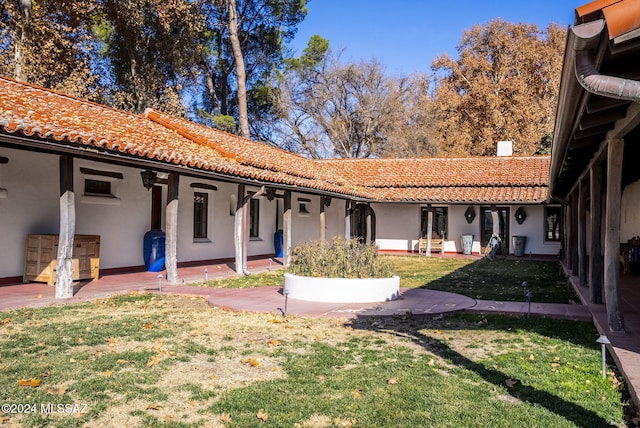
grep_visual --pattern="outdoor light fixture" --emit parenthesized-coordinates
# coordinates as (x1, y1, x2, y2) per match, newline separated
(596, 335, 611, 379)
(283, 289, 290, 317)
(464, 206, 476, 224)
(204, 268, 209, 283)
(140, 169, 157, 190)
(521, 281, 528, 298)
(157, 274, 163, 292)
(515, 207, 527, 224)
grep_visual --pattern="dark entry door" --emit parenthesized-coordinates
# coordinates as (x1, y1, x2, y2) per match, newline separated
(351, 203, 375, 243)
(480, 207, 509, 254)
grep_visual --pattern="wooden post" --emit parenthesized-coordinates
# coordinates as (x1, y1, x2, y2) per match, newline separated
(604, 139, 625, 332)
(589, 162, 603, 303)
(234, 184, 245, 274)
(426, 205, 433, 257)
(365, 203, 373, 244)
(319, 197, 326, 241)
(344, 200, 351, 239)
(165, 173, 179, 284)
(578, 177, 588, 287)
(55, 155, 75, 299)
(571, 192, 579, 276)
(283, 190, 292, 266)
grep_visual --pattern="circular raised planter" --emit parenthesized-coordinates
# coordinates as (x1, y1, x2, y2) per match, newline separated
(283, 273, 400, 303)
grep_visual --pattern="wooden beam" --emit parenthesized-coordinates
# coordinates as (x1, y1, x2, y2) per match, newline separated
(589, 162, 603, 303)
(570, 192, 579, 275)
(283, 190, 292, 267)
(578, 177, 588, 287)
(234, 184, 245, 274)
(55, 155, 75, 298)
(604, 138, 625, 332)
(165, 173, 179, 284)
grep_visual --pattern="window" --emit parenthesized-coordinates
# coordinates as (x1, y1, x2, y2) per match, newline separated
(545, 206, 561, 241)
(84, 179, 112, 196)
(421, 207, 448, 239)
(249, 198, 260, 238)
(193, 192, 208, 239)
(299, 203, 309, 214)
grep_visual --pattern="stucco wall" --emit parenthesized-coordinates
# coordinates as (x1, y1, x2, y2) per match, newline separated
(372, 202, 560, 256)
(621, 179, 640, 242)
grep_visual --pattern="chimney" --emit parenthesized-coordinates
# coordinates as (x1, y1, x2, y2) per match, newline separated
(497, 141, 513, 156)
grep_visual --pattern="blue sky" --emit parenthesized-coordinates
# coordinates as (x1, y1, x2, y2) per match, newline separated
(290, 0, 579, 76)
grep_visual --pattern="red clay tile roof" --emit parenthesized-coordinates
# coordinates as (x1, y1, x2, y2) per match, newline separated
(576, 0, 640, 39)
(318, 157, 550, 203)
(0, 76, 549, 204)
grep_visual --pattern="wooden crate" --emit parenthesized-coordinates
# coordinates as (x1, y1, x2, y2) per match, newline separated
(23, 234, 100, 285)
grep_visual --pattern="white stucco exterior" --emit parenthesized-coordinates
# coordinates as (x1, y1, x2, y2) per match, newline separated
(0, 146, 561, 282)
(622, 179, 640, 242)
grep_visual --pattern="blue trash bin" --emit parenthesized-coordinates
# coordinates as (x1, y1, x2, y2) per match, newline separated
(274, 229, 284, 258)
(143, 230, 166, 272)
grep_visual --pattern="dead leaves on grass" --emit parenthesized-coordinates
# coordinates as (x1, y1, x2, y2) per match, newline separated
(256, 408, 269, 422)
(18, 378, 41, 387)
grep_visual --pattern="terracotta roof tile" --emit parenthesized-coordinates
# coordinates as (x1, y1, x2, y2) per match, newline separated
(0, 76, 549, 204)
(576, 0, 640, 40)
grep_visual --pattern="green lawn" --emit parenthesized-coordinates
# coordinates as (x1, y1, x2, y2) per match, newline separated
(389, 256, 577, 303)
(0, 294, 627, 427)
(198, 255, 577, 304)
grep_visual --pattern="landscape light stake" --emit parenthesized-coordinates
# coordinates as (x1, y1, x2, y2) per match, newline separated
(283, 289, 289, 317)
(204, 268, 209, 283)
(521, 281, 528, 298)
(157, 274, 163, 292)
(596, 335, 611, 379)
(525, 290, 533, 319)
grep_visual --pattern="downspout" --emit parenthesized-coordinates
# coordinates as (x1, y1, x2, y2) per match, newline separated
(573, 19, 640, 102)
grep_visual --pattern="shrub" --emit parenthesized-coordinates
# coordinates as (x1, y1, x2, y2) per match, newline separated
(288, 236, 393, 279)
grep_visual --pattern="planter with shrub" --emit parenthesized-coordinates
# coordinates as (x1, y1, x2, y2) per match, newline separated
(283, 237, 400, 303)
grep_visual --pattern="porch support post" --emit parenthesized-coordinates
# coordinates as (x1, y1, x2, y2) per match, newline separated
(426, 205, 433, 256)
(319, 197, 326, 241)
(234, 184, 245, 274)
(604, 139, 625, 332)
(283, 190, 292, 266)
(589, 162, 603, 303)
(165, 173, 179, 284)
(344, 200, 351, 239)
(578, 177, 588, 287)
(568, 192, 578, 275)
(365, 203, 373, 244)
(55, 155, 75, 298)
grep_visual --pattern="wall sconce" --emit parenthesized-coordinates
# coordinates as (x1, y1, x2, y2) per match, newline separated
(140, 169, 157, 190)
(464, 206, 476, 224)
(515, 207, 527, 224)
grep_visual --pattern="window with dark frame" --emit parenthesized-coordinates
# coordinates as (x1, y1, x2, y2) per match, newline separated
(545, 206, 561, 241)
(193, 192, 208, 239)
(249, 198, 260, 238)
(84, 179, 112, 196)
(420, 207, 448, 239)
(299, 203, 309, 214)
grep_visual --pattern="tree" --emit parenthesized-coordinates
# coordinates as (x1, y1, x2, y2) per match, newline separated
(93, 0, 204, 114)
(272, 38, 437, 158)
(195, 0, 308, 136)
(430, 19, 565, 156)
(0, 0, 100, 98)
(226, 0, 249, 137)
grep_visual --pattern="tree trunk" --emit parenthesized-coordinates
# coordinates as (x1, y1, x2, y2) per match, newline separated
(226, 0, 250, 137)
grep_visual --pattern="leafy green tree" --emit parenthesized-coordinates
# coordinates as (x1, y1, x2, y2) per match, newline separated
(431, 19, 565, 156)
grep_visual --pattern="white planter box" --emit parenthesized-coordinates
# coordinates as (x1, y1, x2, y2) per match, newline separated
(283, 273, 400, 303)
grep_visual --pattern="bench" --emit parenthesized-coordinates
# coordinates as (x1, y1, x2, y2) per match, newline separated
(418, 237, 444, 255)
